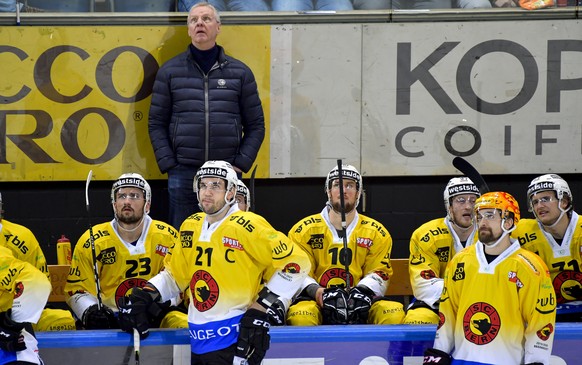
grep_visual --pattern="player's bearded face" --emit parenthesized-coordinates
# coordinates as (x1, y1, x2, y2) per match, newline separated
(329, 179, 358, 213)
(198, 178, 229, 215)
(114, 188, 145, 224)
(477, 209, 502, 244)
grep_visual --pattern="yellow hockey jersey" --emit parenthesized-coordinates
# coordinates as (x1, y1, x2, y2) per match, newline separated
(288, 207, 393, 296)
(435, 240, 556, 365)
(149, 206, 310, 354)
(409, 217, 477, 308)
(0, 219, 49, 279)
(65, 216, 178, 319)
(0, 243, 51, 365)
(513, 213, 582, 304)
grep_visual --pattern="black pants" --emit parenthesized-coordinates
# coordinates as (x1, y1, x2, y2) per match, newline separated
(191, 344, 237, 365)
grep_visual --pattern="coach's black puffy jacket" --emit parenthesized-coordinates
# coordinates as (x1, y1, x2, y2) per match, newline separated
(148, 44, 265, 174)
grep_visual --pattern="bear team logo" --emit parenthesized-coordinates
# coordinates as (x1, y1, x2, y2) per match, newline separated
(552, 270, 582, 303)
(13, 282, 24, 299)
(537, 323, 554, 341)
(319, 267, 353, 288)
(463, 302, 501, 345)
(115, 278, 148, 307)
(191, 270, 219, 312)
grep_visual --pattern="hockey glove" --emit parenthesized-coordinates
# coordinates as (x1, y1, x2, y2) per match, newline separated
(348, 286, 374, 324)
(82, 304, 117, 330)
(265, 299, 286, 326)
(0, 310, 26, 352)
(423, 348, 451, 365)
(321, 287, 349, 325)
(123, 286, 161, 340)
(234, 308, 271, 365)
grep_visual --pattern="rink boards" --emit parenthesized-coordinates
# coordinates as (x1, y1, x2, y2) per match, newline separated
(37, 323, 582, 364)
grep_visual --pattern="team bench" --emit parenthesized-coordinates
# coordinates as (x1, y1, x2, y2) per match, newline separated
(48, 258, 413, 304)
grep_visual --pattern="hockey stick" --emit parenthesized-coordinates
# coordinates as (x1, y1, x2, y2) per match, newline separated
(85, 170, 104, 310)
(133, 328, 141, 365)
(336, 160, 352, 291)
(452, 157, 490, 194)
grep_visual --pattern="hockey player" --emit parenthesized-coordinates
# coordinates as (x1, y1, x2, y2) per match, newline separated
(65, 173, 185, 330)
(0, 192, 76, 331)
(404, 177, 480, 324)
(121, 161, 309, 365)
(286, 164, 404, 326)
(513, 174, 582, 321)
(0, 241, 51, 365)
(423, 192, 555, 365)
(235, 179, 251, 212)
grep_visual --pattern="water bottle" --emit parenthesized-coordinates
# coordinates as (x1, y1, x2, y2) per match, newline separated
(56, 234, 72, 265)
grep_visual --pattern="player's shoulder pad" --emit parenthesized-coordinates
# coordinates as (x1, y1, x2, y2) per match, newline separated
(81, 222, 112, 249)
(152, 219, 179, 236)
(516, 248, 549, 275)
(358, 215, 389, 238)
(290, 213, 323, 235)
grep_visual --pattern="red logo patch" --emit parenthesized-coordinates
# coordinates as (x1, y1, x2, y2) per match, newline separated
(13, 282, 24, 299)
(191, 270, 219, 312)
(222, 236, 243, 250)
(115, 278, 148, 308)
(462, 302, 501, 345)
(537, 323, 553, 341)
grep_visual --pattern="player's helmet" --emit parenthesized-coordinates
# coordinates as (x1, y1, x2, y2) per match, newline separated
(443, 177, 480, 215)
(325, 164, 362, 192)
(236, 179, 251, 211)
(111, 173, 152, 204)
(194, 160, 238, 194)
(527, 174, 572, 212)
(474, 192, 520, 226)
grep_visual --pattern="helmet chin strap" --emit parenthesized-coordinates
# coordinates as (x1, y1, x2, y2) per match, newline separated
(536, 204, 567, 230)
(326, 201, 356, 215)
(482, 220, 514, 250)
(114, 205, 148, 233)
(198, 189, 236, 217)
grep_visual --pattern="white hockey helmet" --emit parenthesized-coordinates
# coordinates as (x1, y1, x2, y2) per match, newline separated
(111, 173, 152, 204)
(325, 164, 362, 192)
(527, 174, 572, 212)
(236, 179, 251, 211)
(443, 177, 480, 216)
(194, 160, 238, 194)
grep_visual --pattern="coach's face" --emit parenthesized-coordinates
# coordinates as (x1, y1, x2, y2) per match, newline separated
(187, 5, 221, 51)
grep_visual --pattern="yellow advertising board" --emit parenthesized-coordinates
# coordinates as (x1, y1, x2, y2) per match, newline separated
(0, 25, 270, 181)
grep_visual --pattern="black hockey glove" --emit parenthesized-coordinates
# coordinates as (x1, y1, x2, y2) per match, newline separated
(423, 348, 451, 365)
(234, 308, 271, 365)
(122, 285, 161, 340)
(82, 304, 117, 330)
(266, 299, 286, 326)
(0, 310, 26, 352)
(321, 287, 349, 325)
(348, 286, 375, 324)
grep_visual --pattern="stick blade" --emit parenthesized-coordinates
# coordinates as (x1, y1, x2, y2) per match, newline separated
(85, 170, 93, 208)
(452, 157, 490, 194)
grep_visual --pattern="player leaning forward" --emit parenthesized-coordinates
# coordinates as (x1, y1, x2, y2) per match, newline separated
(424, 192, 556, 365)
(123, 161, 310, 365)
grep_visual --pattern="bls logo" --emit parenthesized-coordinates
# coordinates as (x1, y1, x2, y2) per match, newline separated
(517, 232, 537, 245)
